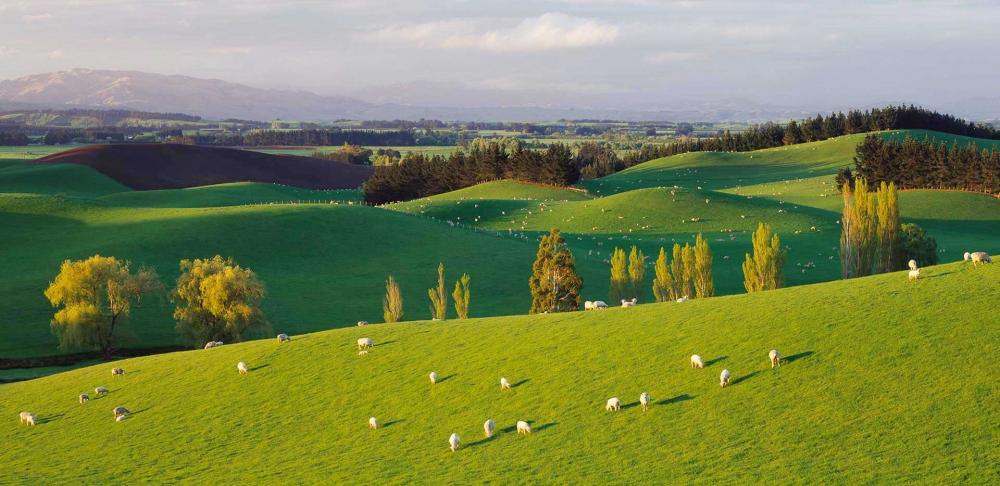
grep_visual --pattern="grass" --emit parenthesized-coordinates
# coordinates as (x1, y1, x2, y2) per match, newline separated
(1, 260, 996, 483)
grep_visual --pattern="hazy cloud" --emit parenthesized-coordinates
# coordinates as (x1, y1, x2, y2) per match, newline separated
(22, 13, 55, 23)
(46, 49, 64, 59)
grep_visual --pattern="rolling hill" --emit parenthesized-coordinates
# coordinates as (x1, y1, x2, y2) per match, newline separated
(1, 260, 996, 483)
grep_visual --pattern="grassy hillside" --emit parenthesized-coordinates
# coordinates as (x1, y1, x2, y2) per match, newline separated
(2, 260, 996, 483)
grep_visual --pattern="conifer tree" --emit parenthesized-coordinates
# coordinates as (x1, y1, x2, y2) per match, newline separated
(452, 273, 470, 319)
(529, 229, 582, 313)
(609, 247, 628, 303)
(427, 262, 447, 320)
(651, 247, 672, 303)
(694, 233, 714, 298)
(627, 245, 645, 302)
(742, 223, 785, 292)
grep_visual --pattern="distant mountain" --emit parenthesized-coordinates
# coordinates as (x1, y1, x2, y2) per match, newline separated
(0, 69, 372, 121)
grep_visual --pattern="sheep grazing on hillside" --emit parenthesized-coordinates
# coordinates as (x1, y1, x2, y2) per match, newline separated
(204, 341, 223, 349)
(500, 377, 511, 391)
(621, 298, 638, 308)
(769, 349, 782, 368)
(79, 394, 89, 404)
(584, 300, 595, 310)
(368, 417, 378, 430)
(606, 397, 621, 412)
(517, 420, 532, 434)
(484, 419, 495, 438)
(639, 392, 651, 412)
(909, 268, 921, 281)
(691, 355, 705, 369)
(908, 259, 918, 271)
(357, 337, 373, 350)
(970, 252, 992, 266)
(277, 333, 290, 344)
(676, 296, 689, 303)
(116, 414, 128, 422)
(449, 433, 461, 452)
(111, 367, 125, 377)
(19, 411, 35, 426)
(95, 386, 108, 396)
(585, 300, 608, 310)
(720, 369, 731, 387)
(429, 371, 438, 384)
(112, 406, 131, 418)
(237, 361, 249, 375)
(964, 252, 971, 261)
(357, 320, 368, 326)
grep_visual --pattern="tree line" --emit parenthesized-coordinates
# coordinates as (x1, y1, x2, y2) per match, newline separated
(851, 134, 999, 194)
(240, 129, 416, 147)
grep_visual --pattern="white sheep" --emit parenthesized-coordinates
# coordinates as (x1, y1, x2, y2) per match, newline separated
(593, 300, 608, 309)
(357, 337, 373, 350)
(112, 406, 130, 418)
(970, 252, 992, 266)
(116, 414, 128, 422)
(720, 369, 731, 387)
(429, 371, 438, 384)
(358, 350, 369, 356)
(500, 377, 511, 391)
(79, 394, 89, 404)
(584, 300, 595, 310)
(769, 349, 781, 368)
(237, 361, 249, 375)
(908, 268, 920, 281)
(277, 333, 290, 343)
(449, 432, 461, 452)
(621, 298, 637, 308)
(368, 417, 378, 430)
(606, 397, 621, 412)
(484, 419, 495, 437)
(517, 420, 532, 434)
(676, 296, 689, 303)
(19, 411, 35, 426)
(357, 320, 368, 326)
(95, 386, 108, 396)
(691, 355, 705, 369)
(111, 367, 125, 376)
(639, 392, 651, 412)
(908, 259, 918, 270)
(204, 341, 218, 349)
(964, 251, 971, 261)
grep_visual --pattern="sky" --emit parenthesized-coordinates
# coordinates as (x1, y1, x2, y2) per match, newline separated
(1, 0, 998, 112)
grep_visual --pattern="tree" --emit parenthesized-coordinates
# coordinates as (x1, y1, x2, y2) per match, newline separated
(651, 247, 673, 303)
(627, 246, 646, 302)
(694, 233, 714, 298)
(742, 223, 785, 292)
(44, 255, 161, 360)
(840, 178, 897, 278)
(383, 275, 404, 323)
(682, 243, 696, 299)
(529, 229, 583, 313)
(875, 181, 900, 273)
(670, 243, 688, 300)
(427, 262, 447, 320)
(172, 256, 269, 346)
(609, 247, 628, 303)
(452, 273, 471, 319)
(896, 223, 938, 269)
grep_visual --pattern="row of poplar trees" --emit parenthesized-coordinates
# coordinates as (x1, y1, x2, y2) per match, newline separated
(382, 263, 471, 323)
(840, 179, 900, 278)
(608, 235, 716, 304)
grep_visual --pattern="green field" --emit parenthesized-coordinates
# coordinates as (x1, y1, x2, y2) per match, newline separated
(1, 260, 996, 483)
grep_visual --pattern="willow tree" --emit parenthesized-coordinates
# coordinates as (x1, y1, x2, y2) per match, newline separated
(172, 256, 269, 345)
(44, 255, 161, 360)
(529, 228, 582, 313)
(742, 223, 785, 293)
(627, 246, 646, 302)
(452, 273, 471, 319)
(427, 262, 447, 320)
(383, 275, 404, 323)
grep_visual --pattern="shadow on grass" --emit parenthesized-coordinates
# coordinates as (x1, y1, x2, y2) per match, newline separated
(784, 351, 814, 364)
(471, 421, 558, 448)
(35, 413, 65, 424)
(249, 364, 270, 372)
(377, 340, 397, 347)
(436, 374, 456, 384)
(704, 356, 728, 367)
(131, 407, 151, 416)
(732, 370, 761, 386)
(620, 401, 641, 411)
(382, 419, 405, 428)
(511, 378, 531, 388)
(657, 394, 694, 406)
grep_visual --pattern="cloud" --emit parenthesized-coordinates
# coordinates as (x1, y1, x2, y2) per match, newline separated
(0, 46, 17, 57)
(367, 13, 620, 53)
(644, 51, 702, 64)
(23, 13, 54, 23)
(46, 49, 64, 59)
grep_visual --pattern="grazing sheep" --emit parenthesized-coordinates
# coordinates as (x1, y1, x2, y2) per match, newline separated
(584, 300, 595, 310)
(357, 337, 373, 350)
(908, 259, 918, 271)
(79, 394, 89, 404)
(970, 252, 992, 266)
(111, 367, 124, 376)
(964, 251, 971, 261)
(19, 411, 35, 426)
(769, 349, 781, 368)
(500, 377, 511, 391)
(116, 414, 128, 422)
(639, 392, 651, 412)
(95, 386, 108, 396)
(676, 296, 689, 303)
(277, 333, 290, 343)
(357, 320, 368, 326)
(517, 421, 532, 434)
(204, 341, 220, 349)
(429, 371, 438, 384)
(621, 298, 637, 308)
(112, 406, 130, 418)
(449, 433, 461, 452)
(908, 268, 921, 281)
(593, 300, 608, 309)
(484, 419, 495, 437)
(720, 369, 731, 387)
(368, 417, 378, 430)
(606, 397, 621, 412)
(237, 361, 249, 375)
(691, 355, 705, 369)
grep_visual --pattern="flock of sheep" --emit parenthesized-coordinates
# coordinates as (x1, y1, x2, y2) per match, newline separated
(909, 251, 991, 281)
(19, 367, 132, 427)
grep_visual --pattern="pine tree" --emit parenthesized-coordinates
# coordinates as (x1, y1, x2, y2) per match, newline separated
(609, 247, 628, 303)
(383, 275, 403, 323)
(627, 245, 645, 302)
(694, 233, 714, 298)
(529, 229, 582, 313)
(742, 223, 785, 292)
(452, 273, 470, 319)
(651, 247, 672, 303)
(427, 262, 447, 320)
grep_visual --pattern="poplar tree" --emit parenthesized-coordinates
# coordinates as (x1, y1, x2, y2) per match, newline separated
(427, 262, 447, 320)
(742, 223, 785, 292)
(670, 243, 687, 300)
(875, 181, 899, 273)
(651, 247, 672, 303)
(452, 273, 470, 319)
(627, 245, 646, 302)
(694, 233, 714, 298)
(609, 247, 628, 303)
(681, 243, 696, 299)
(383, 275, 403, 323)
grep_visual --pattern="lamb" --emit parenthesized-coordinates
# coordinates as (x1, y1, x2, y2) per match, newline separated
(429, 371, 438, 384)
(769, 349, 781, 368)
(111, 367, 125, 376)
(237, 361, 249, 375)
(277, 333, 290, 343)
(95, 386, 108, 396)
(720, 369, 731, 387)
(639, 392, 651, 412)
(691, 355, 705, 369)
(112, 406, 130, 418)
(621, 298, 637, 308)
(449, 432, 461, 452)
(79, 394, 89, 404)
(606, 397, 621, 412)
(970, 252, 992, 266)
(500, 377, 511, 391)
(908, 259, 918, 270)
(516, 420, 532, 434)
(368, 417, 378, 430)
(484, 419, 495, 437)
(908, 268, 920, 281)
(358, 350, 369, 356)
(19, 411, 35, 426)
(357, 337, 374, 350)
